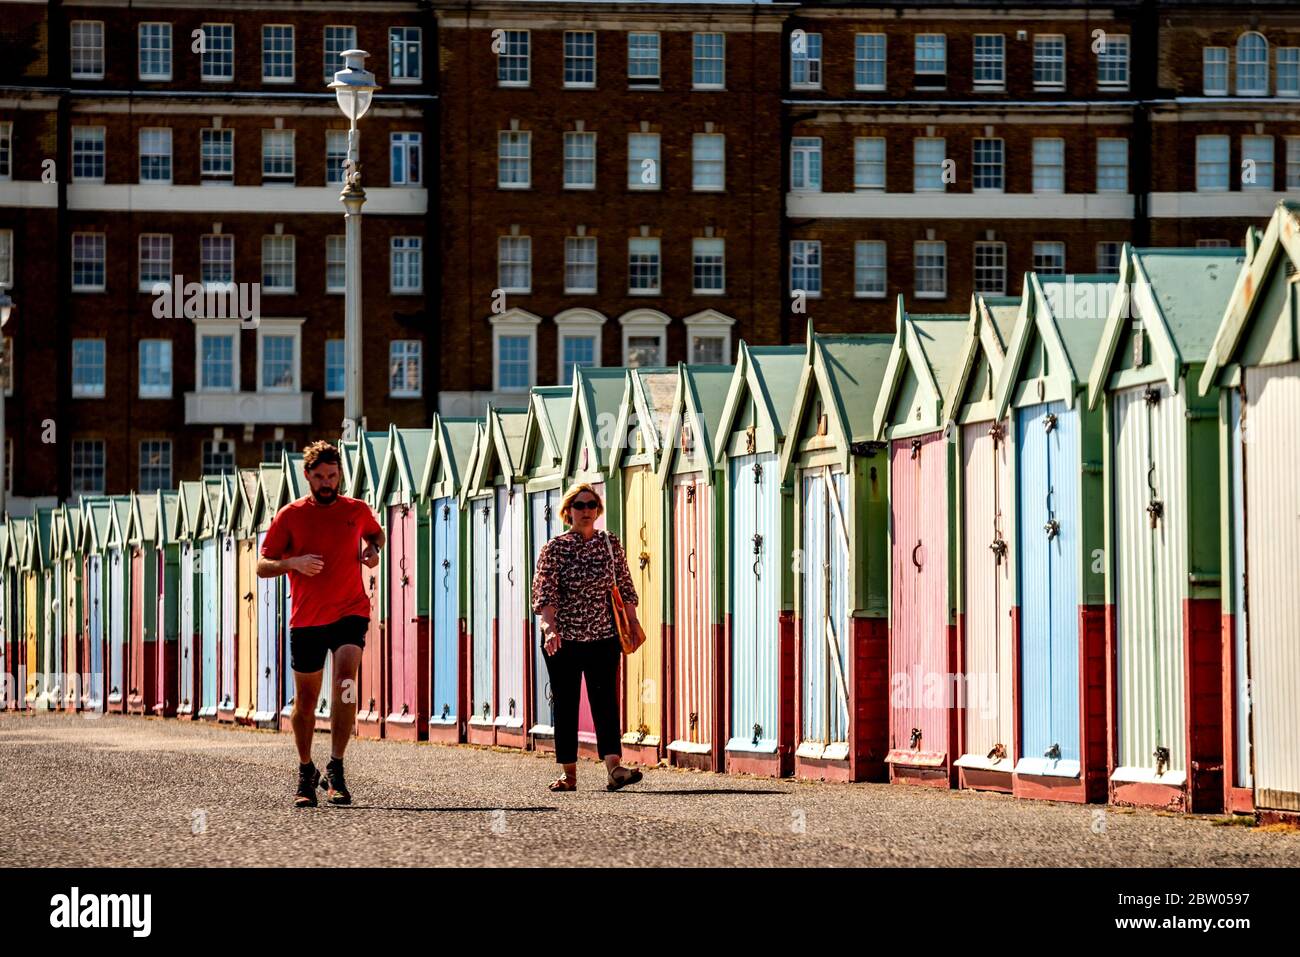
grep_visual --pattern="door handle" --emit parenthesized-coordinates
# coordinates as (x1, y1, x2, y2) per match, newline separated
(911, 540, 923, 571)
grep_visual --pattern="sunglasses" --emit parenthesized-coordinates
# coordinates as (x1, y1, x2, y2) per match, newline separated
(570, 500, 600, 511)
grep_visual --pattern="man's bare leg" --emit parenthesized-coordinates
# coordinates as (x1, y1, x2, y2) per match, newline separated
(291, 669, 323, 764)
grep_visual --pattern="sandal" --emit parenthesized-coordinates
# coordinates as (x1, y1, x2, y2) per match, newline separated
(548, 776, 577, 792)
(606, 767, 643, 792)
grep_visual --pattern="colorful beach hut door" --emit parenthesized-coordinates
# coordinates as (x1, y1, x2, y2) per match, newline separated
(1228, 390, 1251, 792)
(256, 530, 279, 721)
(624, 466, 662, 745)
(281, 577, 293, 720)
(387, 503, 419, 727)
(889, 434, 949, 760)
(495, 486, 526, 732)
(960, 422, 1014, 762)
(86, 555, 104, 711)
(1242, 362, 1300, 809)
(431, 497, 459, 728)
(801, 468, 851, 753)
(530, 489, 562, 733)
(729, 453, 780, 752)
(200, 539, 218, 714)
(1112, 383, 1188, 780)
(237, 540, 257, 719)
(108, 550, 125, 705)
(1017, 401, 1081, 773)
(179, 541, 194, 713)
(220, 536, 236, 710)
(470, 497, 495, 726)
(672, 475, 714, 753)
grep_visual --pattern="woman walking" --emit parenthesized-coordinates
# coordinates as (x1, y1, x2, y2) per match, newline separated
(531, 483, 644, 792)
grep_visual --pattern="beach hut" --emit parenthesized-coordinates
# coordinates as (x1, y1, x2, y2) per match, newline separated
(992, 272, 1115, 804)
(780, 328, 894, 782)
(377, 425, 436, 741)
(216, 474, 241, 723)
(27, 507, 57, 711)
(196, 477, 226, 721)
(417, 416, 479, 744)
(148, 490, 181, 718)
(944, 294, 1021, 792)
(351, 430, 389, 738)
(1199, 201, 1300, 821)
(607, 369, 676, 766)
(15, 516, 39, 710)
(0, 522, 10, 710)
(44, 507, 68, 711)
(229, 469, 262, 725)
(1086, 245, 1241, 813)
(656, 364, 733, 771)
(518, 388, 574, 752)
(556, 367, 628, 757)
(125, 492, 160, 716)
(64, 504, 86, 711)
(173, 481, 203, 720)
(713, 344, 804, 777)
(105, 496, 133, 714)
(79, 497, 113, 713)
(274, 451, 307, 731)
(248, 463, 284, 728)
(872, 301, 969, 787)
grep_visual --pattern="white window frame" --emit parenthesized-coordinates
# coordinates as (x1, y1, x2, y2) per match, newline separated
(914, 34, 946, 87)
(913, 240, 947, 299)
(1033, 34, 1066, 91)
(854, 137, 885, 191)
(691, 238, 725, 296)
(201, 438, 235, 475)
(1032, 138, 1065, 193)
(563, 30, 597, 89)
(1033, 241, 1067, 275)
(498, 235, 532, 294)
(791, 137, 822, 192)
(139, 127, 172, 184)
(71, 20, 105, 80)
(692, 133, 725, 192)
(201, 128, 234, 182)
(789, 239, 822, 298)
(1203, 47, 1229, 97)
(1236, 32, 1268, 96)
(390, 236, 423, 294)
(973, 34, 1005, 90)
(972, 137, 1005, 192)
(389, 26, 422, 83)
(693, 33, 725, 90)
(256, 319, 303, 394)
(0, 122, 10, 181)
(324, 339, 345, 398)
(1241, 135, 1274, 190)
(194, 321, 240, 393)
(972, 241, 1006, 295)
(628, 237, 661, 295)
(138, 233, 173, 293)
(1096, 138, 1128, 192)
(855, 33, 886, 91)
(498, 130, 531, 189)
(261, 129, 296, 184)
(262, 24, 295, 84)
(390, 340, 423, 398)
(138, 22, 172, 81)
(0, 229, 12, 288)
(324, 25, 357, 83)
(498, 30, 530, 88)
(1278, 48, 1300, 97)
(138, 439, 173, 493)
(913, 137, 947, 192)
(619, 309, 670, 369)
(72, 338, 107, 398)
(1096, 34, 1130, 90)
(564, 236, 598, 294)
(563, 131, 596, 190)
(554, 308, 606, 384)
(1196, 135, 1230, 192)
(1287, 137, 1300, 189)
(201, 23, 234, 82)
(326, 129, 348, 185)
(71, 232, 106, 292)
(200, 233, 234, 286)
(138, 338, 173, 399)
(71, 440, 107, 495)
(684, 309, 735, 365)
(791, 32, 822, 90)
(1096, 242, 1123, 275)
(72, 126, 106, 184)
(628, 32, 660, 88)
(490, 309, 540, 393)
(627, 132, 661, 191)
(261, 235, 296, 294)
(854, 240, 887, 299)
(390, 131, 422, 186)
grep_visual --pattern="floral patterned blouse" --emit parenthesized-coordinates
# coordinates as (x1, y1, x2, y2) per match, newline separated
(531, 530, 639, 643)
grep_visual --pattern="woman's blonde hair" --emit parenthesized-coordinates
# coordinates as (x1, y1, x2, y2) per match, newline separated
(559, 483, 604, 526)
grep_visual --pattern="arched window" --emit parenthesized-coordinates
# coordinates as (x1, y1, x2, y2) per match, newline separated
(1237, 32, 1269, 95)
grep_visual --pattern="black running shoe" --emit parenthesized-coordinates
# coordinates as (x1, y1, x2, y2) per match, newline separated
(295, 763, 320, 808)
(322, 758, 352, 805)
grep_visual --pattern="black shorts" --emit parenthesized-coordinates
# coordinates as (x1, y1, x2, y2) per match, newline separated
(290, 615, 368, 674)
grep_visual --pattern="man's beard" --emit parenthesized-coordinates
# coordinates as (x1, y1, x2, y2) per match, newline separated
(312, 486, 337, 504)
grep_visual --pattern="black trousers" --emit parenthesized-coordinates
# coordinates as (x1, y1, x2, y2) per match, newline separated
(543, 636, 622, 765)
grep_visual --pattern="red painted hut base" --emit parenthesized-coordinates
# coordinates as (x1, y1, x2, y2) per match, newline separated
(726, 750, 787, 778)
(1256, 809, 1300, 827)
(496, 727, 528, 750)
(531, 732, 555, 754)
(621, 741, 660, 767)
(428, 721, 461, 745)
(670, 749, 713, 771)
(958, 767, 1014, 793)
(887, 763, 951, 788)
(466, 723, 496, 746)
(216, 706, 236, 723)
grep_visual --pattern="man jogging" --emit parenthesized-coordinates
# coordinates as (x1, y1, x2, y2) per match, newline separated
(258, 440, 384, 808)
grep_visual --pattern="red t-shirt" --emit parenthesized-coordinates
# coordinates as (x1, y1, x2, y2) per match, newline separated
(260, 494, 383, 629)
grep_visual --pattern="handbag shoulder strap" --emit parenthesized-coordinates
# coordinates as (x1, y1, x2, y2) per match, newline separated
(603, 531, 618, 588)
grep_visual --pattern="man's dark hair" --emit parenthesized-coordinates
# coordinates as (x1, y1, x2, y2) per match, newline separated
(303, 440, 342, 471)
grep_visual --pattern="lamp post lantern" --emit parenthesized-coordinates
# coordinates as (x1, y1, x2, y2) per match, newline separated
(328, 49, 379, 440)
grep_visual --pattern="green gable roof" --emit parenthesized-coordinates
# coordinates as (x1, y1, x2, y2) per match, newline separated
(713, 343, 805, 462)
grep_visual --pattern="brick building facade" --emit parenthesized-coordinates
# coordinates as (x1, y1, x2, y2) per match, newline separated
(1, 0, 1297, 499)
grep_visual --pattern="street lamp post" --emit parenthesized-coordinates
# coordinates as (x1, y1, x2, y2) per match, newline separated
(0, 290, 12, 516)
(328, 50, 379, 440)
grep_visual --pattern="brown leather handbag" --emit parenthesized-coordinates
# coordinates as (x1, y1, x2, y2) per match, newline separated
(605, 532, 646, 655)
